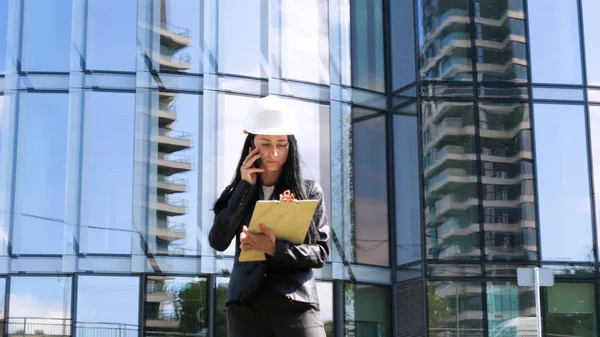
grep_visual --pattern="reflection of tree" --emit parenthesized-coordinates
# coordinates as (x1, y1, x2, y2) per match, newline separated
(175, 280, 207, 335)
(323, 321, 333, 337)
(427, 284, 452, 333)
(214, 284, 228, 337)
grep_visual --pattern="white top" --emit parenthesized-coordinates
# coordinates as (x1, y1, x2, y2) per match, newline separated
(261, 185, 275, 200)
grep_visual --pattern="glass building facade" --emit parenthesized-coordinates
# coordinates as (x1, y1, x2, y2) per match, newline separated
(0, 0, 599, 336)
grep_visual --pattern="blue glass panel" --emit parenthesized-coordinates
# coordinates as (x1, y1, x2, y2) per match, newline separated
(80, 92, 135, 254)
(534, 104, 593, 262)
(13, 93, 70, 254)
(86, 0, 137, 71)
(21, 0, 72, 72)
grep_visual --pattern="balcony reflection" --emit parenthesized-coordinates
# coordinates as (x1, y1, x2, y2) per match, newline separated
(144, 276, 207, 337)
(418, 0, 529, 82)
(423, 101, 537, 262)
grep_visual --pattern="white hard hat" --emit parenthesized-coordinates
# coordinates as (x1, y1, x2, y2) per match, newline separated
(243, 95, 297, 135)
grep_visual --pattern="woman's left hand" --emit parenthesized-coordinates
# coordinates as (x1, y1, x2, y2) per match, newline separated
(240, 224, 276, 256)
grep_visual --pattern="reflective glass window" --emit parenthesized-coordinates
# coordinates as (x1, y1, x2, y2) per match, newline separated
(76, 276, 139, 337)
(545, 283, 597, 336)
(13, 93, 70, 255)
(80, 92, 135, 254)
(281, 0, 329, 84)
(21, 0, 72, 72)
(474, 0, 528, 82)
(352, 111, 389, 266)
(588, 106, 600, 260)
(390, 0, 416, 90)
(157, 0, 202, 74)
(317, 281, 334, 337)
(8, 277, 71, 336)
(145, 276, 207, 336)
(0, 278, 4, 332)
(422, 102, 480, 260)
(216, 95, 331, 255)
(428, 282, 484, 337)
(215, 277, 229, 337)
(217, 0, 267, 77)
(0, 0, 7, 73)
(582, 0, 600, 85)
(533, 104, 593, 262)
(351, 0, 385, 92)
(149, 93, 200, 256)
(486, 282, 535, 336)
(527, 0, 582, 85)
(393, 115, 421, 266)
(479, 103, 537, 261)
(345, 283, 390, 337)
(417, 0, 472, 81)
(85, 0, 137, 71)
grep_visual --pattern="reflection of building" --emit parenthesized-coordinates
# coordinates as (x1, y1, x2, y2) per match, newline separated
(421, 0, 536, 262)
(145, 276, 181, 332)
(420, 0, 528, 82)
(153, 0, 192, 256)
(423, 101, 537, 261)
(429, 282, 536, 336)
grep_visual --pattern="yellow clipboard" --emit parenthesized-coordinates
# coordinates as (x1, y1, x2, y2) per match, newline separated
(238, 199, 318, 262)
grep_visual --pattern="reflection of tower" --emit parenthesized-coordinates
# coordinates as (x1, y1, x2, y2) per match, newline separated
(419, 0, 528, 82)
(421, 0, 535, 262)
(154, 0, 192, 256)
(146, 276, 182, 332)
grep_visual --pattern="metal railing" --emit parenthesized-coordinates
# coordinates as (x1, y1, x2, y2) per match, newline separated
(161, 52, 191, 65)
(146, 310, 180, 322)
(167, 221, 186, 233)
(159, 129, 192, 141)
(160, 22, 191, 38)
(6, 318, 138, 337)
(159, 101, 176, 112)
(158, 175, 187, 186)
(157, 196, 187, 208)
(159, 153, 193, 164)
(75, 322, 138, 337)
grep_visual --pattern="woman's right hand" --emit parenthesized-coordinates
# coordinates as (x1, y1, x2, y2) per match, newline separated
(241, 147, 265, 185)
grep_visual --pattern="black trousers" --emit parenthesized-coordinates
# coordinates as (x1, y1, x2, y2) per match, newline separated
(226, 288, 326, 337)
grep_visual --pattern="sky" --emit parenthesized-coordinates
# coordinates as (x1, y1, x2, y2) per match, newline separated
(0, 0, 599, 331)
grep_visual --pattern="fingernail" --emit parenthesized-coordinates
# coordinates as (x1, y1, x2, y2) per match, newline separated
(260, 224, 265, 230)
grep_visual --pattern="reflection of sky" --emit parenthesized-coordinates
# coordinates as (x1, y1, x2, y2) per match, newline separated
(13, 93, 69, 254)
(582, 0, 600, 85)
(527, 0, 582, 85)
(533, 104, 593, 262)
(9, 277, 71, 324)
(77, 276, 139, 326)
(20, 0, 72, 72)
(86, 0, 137, 72)
(0, 0, 7, 72)
(589, 106, 600, 258)
(353, 116, 389, 266)
(393, 115, 421, 265)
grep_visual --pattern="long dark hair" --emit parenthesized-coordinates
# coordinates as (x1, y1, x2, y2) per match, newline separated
(213, 133, 320, 244)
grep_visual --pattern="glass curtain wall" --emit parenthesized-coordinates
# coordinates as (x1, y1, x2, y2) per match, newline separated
(0, 1, 392, 337)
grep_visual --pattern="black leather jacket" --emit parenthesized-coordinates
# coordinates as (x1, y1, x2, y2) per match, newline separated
(208, 179, 330, 309)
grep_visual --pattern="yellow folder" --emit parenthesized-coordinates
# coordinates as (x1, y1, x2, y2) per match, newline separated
(238, 199, 319, 262)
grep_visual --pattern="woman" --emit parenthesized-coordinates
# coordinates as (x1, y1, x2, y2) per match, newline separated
(209, 95, 330, 337)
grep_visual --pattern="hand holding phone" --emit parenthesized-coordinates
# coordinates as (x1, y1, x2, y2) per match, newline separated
(240, 146, 264, 185)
